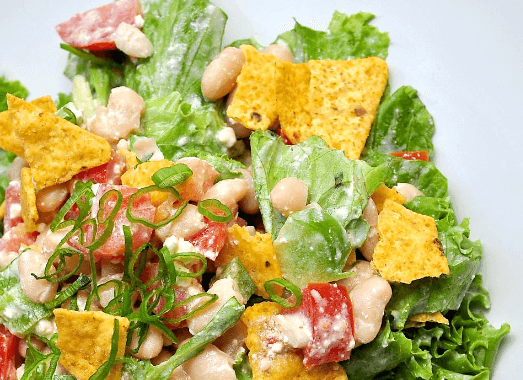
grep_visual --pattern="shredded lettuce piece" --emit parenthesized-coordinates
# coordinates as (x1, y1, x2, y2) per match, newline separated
(274, 11, 390, 62)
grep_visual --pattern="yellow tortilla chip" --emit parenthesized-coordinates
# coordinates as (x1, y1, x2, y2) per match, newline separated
(216, 225, 282, 297)
(405, 312, 449, 328)
(241, 302, 347, 380)
(116, 148, 139, 171)
(7, 94, 111, 189)
(302, 57, 388, 159)
(120, 159, 174, 206)
(371, 184, 407, 213)
(54, 309, 129, 380)
(0, 200, 5, 221)
(19, 167, 39, 232)
(227, 45, 280, 130)
(372, 199, 449, 283)
(0, 95, 57, 158)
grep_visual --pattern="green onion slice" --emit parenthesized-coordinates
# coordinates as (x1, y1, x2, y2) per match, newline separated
(173, 252, 207, 278)
(44, 275, 91, 310)
(151, 163, 193, 189)
(197, 198, 232, 223)
(264, 278, 303, 308)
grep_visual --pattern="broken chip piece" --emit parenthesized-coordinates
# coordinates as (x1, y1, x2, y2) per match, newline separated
(19, 167, 39, 232)
(6, 94, 111, 189)
(54, 309, 130, 380)
(372, 199, 450, 284)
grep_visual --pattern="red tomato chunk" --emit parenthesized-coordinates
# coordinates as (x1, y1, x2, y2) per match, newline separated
(0, 325, 18, 380)
(390, 150, 429, 162)
(74, 151, 126, 185)
(56, 0, 143, 51)
(3, 181, 23, 233)
(68, 184, 155, 260)
(284, 283, 355, 367)
(187, 218, 228, 260)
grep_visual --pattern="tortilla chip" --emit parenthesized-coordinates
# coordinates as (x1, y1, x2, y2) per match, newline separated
(371, 184, 407, 213)
(0, 95, 57, 158)
(7, 94, 111, 189)
(241, 302, 347, 380)
(19, 167, 39, 232)
(405, 312, 449, 328)
(120, 159, 174, 206)
(54, 309, 129, 380)
(216, 225, 282, 298)
(116, 148, 139, 171)
(372, 200, 449, 284)
(302, 57, 388, 159)
(226, 45, 280, 130)
(0, 200, 5, 221)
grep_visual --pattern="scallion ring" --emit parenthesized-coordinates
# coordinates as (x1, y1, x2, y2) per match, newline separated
(197, 198, 232, 223)
(264, 278, 302, 308)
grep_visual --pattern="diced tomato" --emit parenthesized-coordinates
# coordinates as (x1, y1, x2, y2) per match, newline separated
(0, 223, 39, 256)
(56, 0, 143, 51)
(141, 262, 193, 329)
(74, 151, 126, 185)
(284, 283, 355, 367)
(0, 325, 18, 380)
(390, 150, 429, 162)
(3, 182, 23, 233)
(187, 218, 228, 261)
(68, 184, 155, 260)
(275, 127, 294, 145)
(174, 158, 220, 202)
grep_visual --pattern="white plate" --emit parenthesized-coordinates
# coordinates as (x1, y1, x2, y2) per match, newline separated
(1, 0, 521, 377)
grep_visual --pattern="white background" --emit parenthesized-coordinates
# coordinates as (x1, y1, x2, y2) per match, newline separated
(1, 0, 522, 377)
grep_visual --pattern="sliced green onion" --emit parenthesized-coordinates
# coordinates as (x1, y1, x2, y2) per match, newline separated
(97, 189, 123, 224)
(128, 322, 149, 355)
(162, 293, 218, 325)
(51, 180, 94, 232)
(58, 107, 77, 124)
(60, 43, 121, 68)
(89, 319, 120, 380)
(172, 252, 207, 278)
(33, 247, 84, 283)
(151, 163, 193, 189)
(126, 185, 187, 228)
(44, 275, 91, 309)
(197, 198, 232, 223)
(122, 225, 133, 283)
(264, 278, 302, 308)
(158, 246, 178, 286)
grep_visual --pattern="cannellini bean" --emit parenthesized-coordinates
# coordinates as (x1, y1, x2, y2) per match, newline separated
(201, 47, 244, 101)
(237, 168, 259, 215)
(150, 351, 192, 380)
(202, 178, 248, 213)
(132, 137, 164, 161)
(349, 276, 392, 345)
(187, 278, 244, 335)
(183, 344, 236, 380)
(88, 86, 145, 143)
(216, 126, 237, 148)
(156, 204, 206, 242)
(270, 177, 308, 217)
(225, 87, 251, 139)
(337, 260, 378, 292)
(7, 157, 28, 181)
(359, 198, 379, 261)
(98, 274, 123, 308)
(394, 183, 424, 202)
(35, 183, 69, 213)
(18, 249, 58, 304)
(114, 22, 153, 58)
(129, 325, 164, 360)
(213, 322, 246, 359)
(261, 44, 294, 62)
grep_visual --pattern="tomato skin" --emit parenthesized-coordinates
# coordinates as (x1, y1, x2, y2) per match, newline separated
(275, 127, 294, 145)
(390, 150, 429, 162)
(68, 184, 155, 260)
(56, 0, 142, 51)
(187, 218, 228, 260)
(284, 283, 355, 367)
(0, 325, 18, 380)
(3, 182, 23, 233)
(74, 152, 126, 185)
(0, 224, 38, 257)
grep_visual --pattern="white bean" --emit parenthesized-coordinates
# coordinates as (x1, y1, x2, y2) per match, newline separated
(237, 168, 259, 215)
(187, 278, 244, 335)
(270, 177, 308, 217)
(7, 157, 28, 181)
(18, 249, 58, 304)
(261, 44, 294, 62)
(202, 178, 248, 214)
(201, 47, 244, 101)
(36, 183, 69, 213)
(114, 22, 153, 58)
(394, 183, 424, 202)
(337, 260, 377, 292)
(213, 322, 246, 359)
(183, 344, 236, 380)
(359, 198, 379, 261)
(150, 351, 192, 380)
(129, 325, 164, 360)
(349, 276, 392, 345)
(156, 203, 206, 242)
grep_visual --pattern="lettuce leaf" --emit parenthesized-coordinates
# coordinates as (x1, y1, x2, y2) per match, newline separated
(1, 76, 29, 112)
(365, 86, 435, 157)
(275, 11, 390, 62)
(250, 130, 389, 238)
